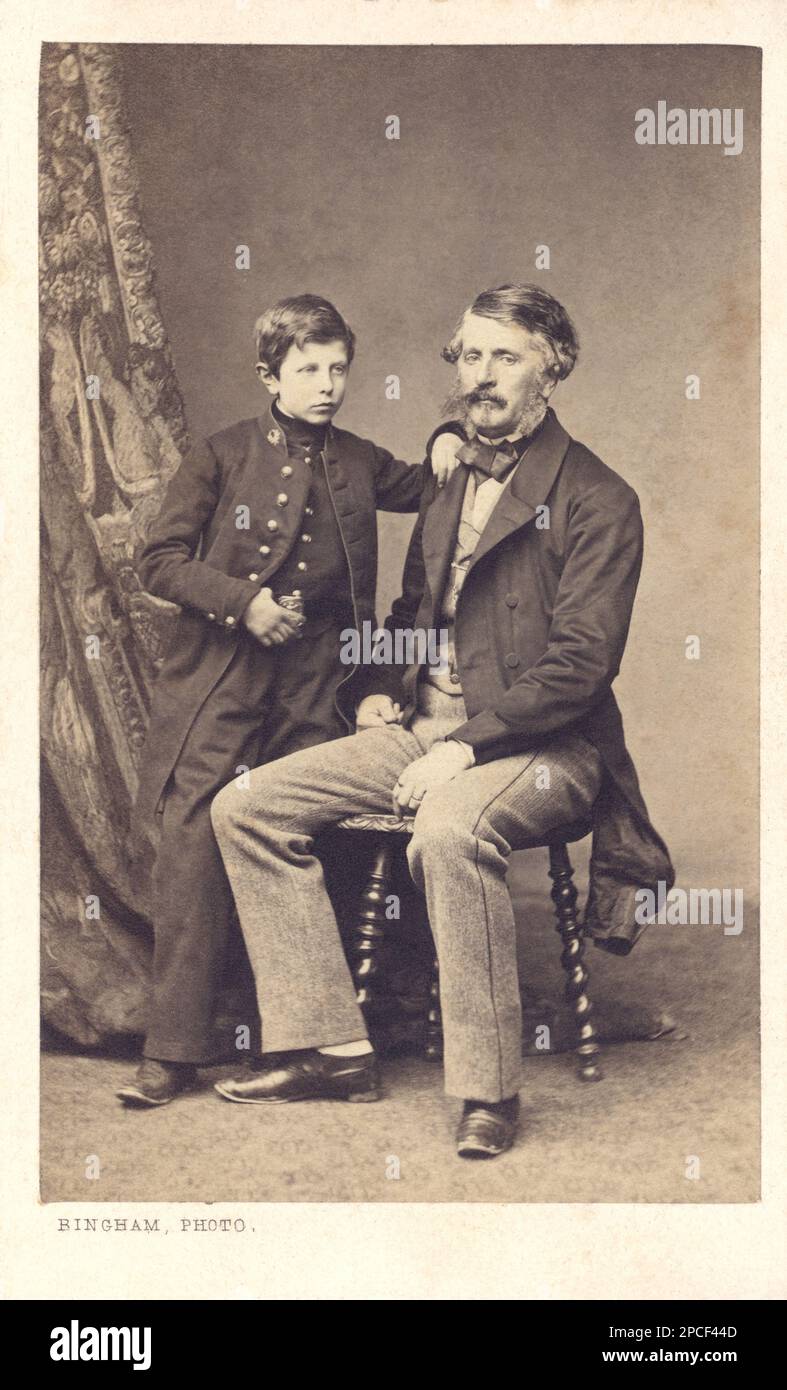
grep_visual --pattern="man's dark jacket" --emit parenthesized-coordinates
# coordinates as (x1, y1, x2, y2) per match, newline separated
(359, 406, 675, 954)
(133, 403, 423, 832)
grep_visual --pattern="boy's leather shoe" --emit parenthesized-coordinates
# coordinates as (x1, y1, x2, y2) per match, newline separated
(116, 1059, 198, 1107)
(214, 1049, 379, 1104)
(456, 1095, 520, 1158)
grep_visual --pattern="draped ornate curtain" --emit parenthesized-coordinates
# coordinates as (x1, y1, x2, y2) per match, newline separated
(39, 42, 188, 1045)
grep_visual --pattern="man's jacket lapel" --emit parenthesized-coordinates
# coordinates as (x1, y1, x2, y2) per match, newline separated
(468, 408, 571, 574)
(421, 409, 571, 609)
(420, 462, 467, 606)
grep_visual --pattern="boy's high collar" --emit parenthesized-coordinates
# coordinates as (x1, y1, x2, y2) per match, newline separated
(272, 398, 329, 450)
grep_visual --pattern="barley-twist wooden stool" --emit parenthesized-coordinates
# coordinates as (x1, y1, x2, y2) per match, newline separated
(337, 813, 602, 1083)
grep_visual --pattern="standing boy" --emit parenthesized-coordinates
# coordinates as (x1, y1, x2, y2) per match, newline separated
(117, 294, 460, 1105)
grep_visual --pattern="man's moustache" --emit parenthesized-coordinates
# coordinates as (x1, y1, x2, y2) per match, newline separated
(465, 391, 506, 407)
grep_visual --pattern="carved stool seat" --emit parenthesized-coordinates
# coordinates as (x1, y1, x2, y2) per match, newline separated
(337, 813, 602, 1082)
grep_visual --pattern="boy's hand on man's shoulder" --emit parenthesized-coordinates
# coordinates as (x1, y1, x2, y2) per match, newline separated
(241, 588, 304, 646)
(431, 431, 465, 488)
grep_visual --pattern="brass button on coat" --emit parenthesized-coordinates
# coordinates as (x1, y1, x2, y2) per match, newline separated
(505, 593, 519, 607)
(267, 520, 278, 532)
(297, 561, 307, 572)
(276, 493, 288, 507)
(301, 533, 312, 543)
(248, 572, 259, 581)
(505, 652, 520, 668)
(280, 465, 293, 478)
(259, 544, 271, 555)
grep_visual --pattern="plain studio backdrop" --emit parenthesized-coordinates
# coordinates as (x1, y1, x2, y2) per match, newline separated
(121, 43, 760, 898)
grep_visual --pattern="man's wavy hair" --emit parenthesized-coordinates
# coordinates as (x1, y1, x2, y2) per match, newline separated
(441, 283, 579, 383)
(254, 294, 356, 377)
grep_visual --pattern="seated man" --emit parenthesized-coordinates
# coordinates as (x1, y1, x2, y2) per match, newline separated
(210, 282, 674, 1159)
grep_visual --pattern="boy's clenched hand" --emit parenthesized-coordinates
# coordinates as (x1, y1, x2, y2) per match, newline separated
(241, 588, 304, 646)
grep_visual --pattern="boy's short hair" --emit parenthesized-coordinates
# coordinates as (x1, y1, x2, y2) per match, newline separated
(254, 294, 356, 377)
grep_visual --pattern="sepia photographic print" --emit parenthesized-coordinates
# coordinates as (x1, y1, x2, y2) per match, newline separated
(2, 0, 783, 1312)
(36, 36, 763, 1207)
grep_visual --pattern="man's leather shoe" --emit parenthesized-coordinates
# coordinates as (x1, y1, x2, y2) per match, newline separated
(116, 1059, 198, 1107)
(456, 1095, 520, 1158)
(214, 1049, 380, 1104)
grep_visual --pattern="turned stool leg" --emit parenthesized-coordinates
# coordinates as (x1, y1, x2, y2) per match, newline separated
(548, 843, 603, 1082)
(424, 955, 443, 1062)
(352, 835, 395, 1012)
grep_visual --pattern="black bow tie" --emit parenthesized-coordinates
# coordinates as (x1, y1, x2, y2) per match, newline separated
(455, 437, 520, 483)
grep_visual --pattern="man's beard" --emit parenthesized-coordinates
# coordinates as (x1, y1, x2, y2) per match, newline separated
(442, 379, 549, 440)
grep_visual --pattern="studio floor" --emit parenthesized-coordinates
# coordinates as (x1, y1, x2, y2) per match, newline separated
(40, 859, 760, 1205)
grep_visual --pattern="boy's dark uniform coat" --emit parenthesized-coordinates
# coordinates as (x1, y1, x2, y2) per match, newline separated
(134, 402, 422, 833)
(132, 400, 423, 1061)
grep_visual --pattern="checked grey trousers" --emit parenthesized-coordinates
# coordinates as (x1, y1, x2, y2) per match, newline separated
(211, 685, 603, 1101)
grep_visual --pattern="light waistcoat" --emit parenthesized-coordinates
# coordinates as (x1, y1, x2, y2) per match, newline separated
(425, 467, 516, 694)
